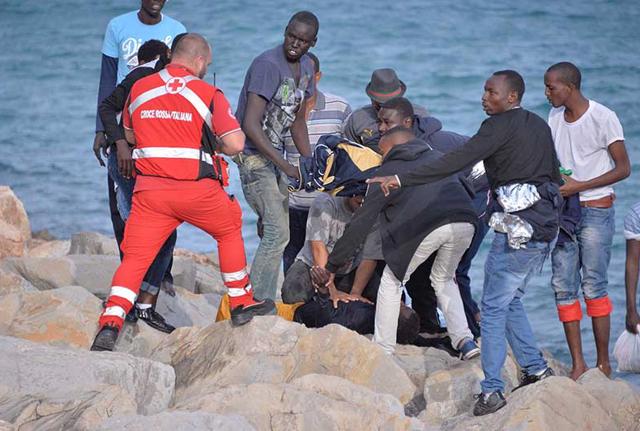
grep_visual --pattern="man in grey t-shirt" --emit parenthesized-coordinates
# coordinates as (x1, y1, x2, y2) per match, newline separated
(234, 11, 319, 301)
(282, 192, 377, 304)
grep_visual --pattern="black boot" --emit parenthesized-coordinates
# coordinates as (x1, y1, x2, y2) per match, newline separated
(136, 307, 176, 334)
(90, 325, 120, 352)
(230, 299, 277, 326)
(473, 391, 507, 416)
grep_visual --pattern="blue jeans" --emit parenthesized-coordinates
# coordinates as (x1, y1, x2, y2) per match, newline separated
(480, 232, 550, 393)
(551, 206, 615, 305)
(236, 153, 289, 300)
(455, 190, 490, 337)
(107, 149, 176, 295)
(283, 206, 309, 275)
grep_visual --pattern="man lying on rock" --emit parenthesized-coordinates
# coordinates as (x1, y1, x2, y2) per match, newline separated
(280, 186, 419, 343)
(313, 127, 481, 361)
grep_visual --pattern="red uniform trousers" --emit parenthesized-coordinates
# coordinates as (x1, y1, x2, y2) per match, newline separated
(99, 179, 253, 330)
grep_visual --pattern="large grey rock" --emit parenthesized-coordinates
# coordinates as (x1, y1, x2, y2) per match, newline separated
(174, 380, 422, 431)
(393, 343, 519, 397)
(155, 286, 221, 328)
(578, 368, 640, 430)
(0, 384, 136, 431)
(69, 232, 119, 255)
(98, 411, 255, 431)
(170, 256, 226, 294)
(0, 186, 30, 259)
(152, 316, 417, 404)
(0, 336, 175, 429)
(447, 376, 617, 431)
(0, 285, 101, 349)
(0, 255, 120, 297)
(0, 268, 35, 296)
(422, 362, 484, 424)
(26, 239, 70, 258)
(114, 319, 170, 359)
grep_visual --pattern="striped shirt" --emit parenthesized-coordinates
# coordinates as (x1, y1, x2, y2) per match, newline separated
(285, 90, 352, 209)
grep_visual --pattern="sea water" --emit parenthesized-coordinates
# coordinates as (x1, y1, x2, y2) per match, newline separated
(1, 0, 639, 385)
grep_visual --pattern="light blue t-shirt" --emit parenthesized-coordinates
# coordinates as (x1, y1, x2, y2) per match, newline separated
(102, 11, 186, 84)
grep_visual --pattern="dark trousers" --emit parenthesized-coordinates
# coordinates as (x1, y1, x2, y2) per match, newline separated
(406, 191, 489, 337)
(283, 206, 310, 274)
(107, 169, 176, 294)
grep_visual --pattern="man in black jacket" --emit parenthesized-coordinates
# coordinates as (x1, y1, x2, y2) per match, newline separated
(316, 127, 481, 361)
(98, 38, 179, 334)
(377, 97, 488, 341)
(369, 70, 561, 416)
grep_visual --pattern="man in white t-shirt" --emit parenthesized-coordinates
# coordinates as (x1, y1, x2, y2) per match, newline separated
(545, 61, 630, 380)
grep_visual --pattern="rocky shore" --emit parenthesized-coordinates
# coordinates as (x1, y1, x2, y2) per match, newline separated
(1, 185, 639, 430)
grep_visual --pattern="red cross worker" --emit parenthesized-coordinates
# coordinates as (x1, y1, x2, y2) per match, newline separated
(91, 34, 276, 352)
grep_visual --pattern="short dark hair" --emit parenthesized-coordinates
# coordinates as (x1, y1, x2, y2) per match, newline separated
(493, 69, 526, 101)
(137, 39, 169, 64)
(288, 11, 319, 37)
(381, 96, 414, 119)
(546, 62, 582, 89)
(306, 52, 320, 73)
(171, 32, 188, 52)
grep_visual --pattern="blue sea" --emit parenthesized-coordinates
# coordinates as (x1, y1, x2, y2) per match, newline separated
(1, 0, 639, 385)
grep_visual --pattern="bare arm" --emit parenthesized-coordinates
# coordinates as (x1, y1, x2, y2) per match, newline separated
(242, 92, 298, 177)
(349, 259, 376, 304)
(560, 141, 630, 197)
(310, 240, 329, 267)
(625, 239, 640, 333)
(218, 130, 245, 156)
(289, 104, 311, 157)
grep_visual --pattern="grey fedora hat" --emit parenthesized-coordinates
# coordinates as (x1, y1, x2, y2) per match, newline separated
(365, 68, 407, 103)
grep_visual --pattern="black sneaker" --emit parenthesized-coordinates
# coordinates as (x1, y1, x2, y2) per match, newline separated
(230, 299, 277, 326)
(90, 325, 120, 352)
(125, 307, 138, 323)
(473, 391, 507, 416)
(136, 307, 176, 334)
(513, 367, 554, 391)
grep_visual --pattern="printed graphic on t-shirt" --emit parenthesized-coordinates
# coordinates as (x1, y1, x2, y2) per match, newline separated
(123, 35, 174, 70)
(261, 75, 310, 152)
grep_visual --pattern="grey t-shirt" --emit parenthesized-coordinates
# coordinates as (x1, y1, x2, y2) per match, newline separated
(297, 193, 361, 274)
(236, 44, 315, 155)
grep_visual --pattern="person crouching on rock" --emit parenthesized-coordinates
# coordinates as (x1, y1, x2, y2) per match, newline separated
(313, 127, 481, 359)
(91, 33, 276, 352)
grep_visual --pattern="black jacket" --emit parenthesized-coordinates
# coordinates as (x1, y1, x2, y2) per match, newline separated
(98, 63, 160, 145)
(326, 139, 478, 280)
(413, 115, 489, 193)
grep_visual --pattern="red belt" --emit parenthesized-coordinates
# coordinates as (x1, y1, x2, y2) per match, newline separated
(580, 194, 615, 209)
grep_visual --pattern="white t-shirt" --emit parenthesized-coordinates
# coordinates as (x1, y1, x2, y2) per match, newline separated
(548, 100, 624, 201)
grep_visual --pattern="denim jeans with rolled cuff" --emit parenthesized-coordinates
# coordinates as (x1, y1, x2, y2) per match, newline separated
(551, 206, 614, 308)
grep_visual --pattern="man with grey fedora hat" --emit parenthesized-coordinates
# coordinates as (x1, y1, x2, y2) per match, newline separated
(343, 68, 427, 152)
